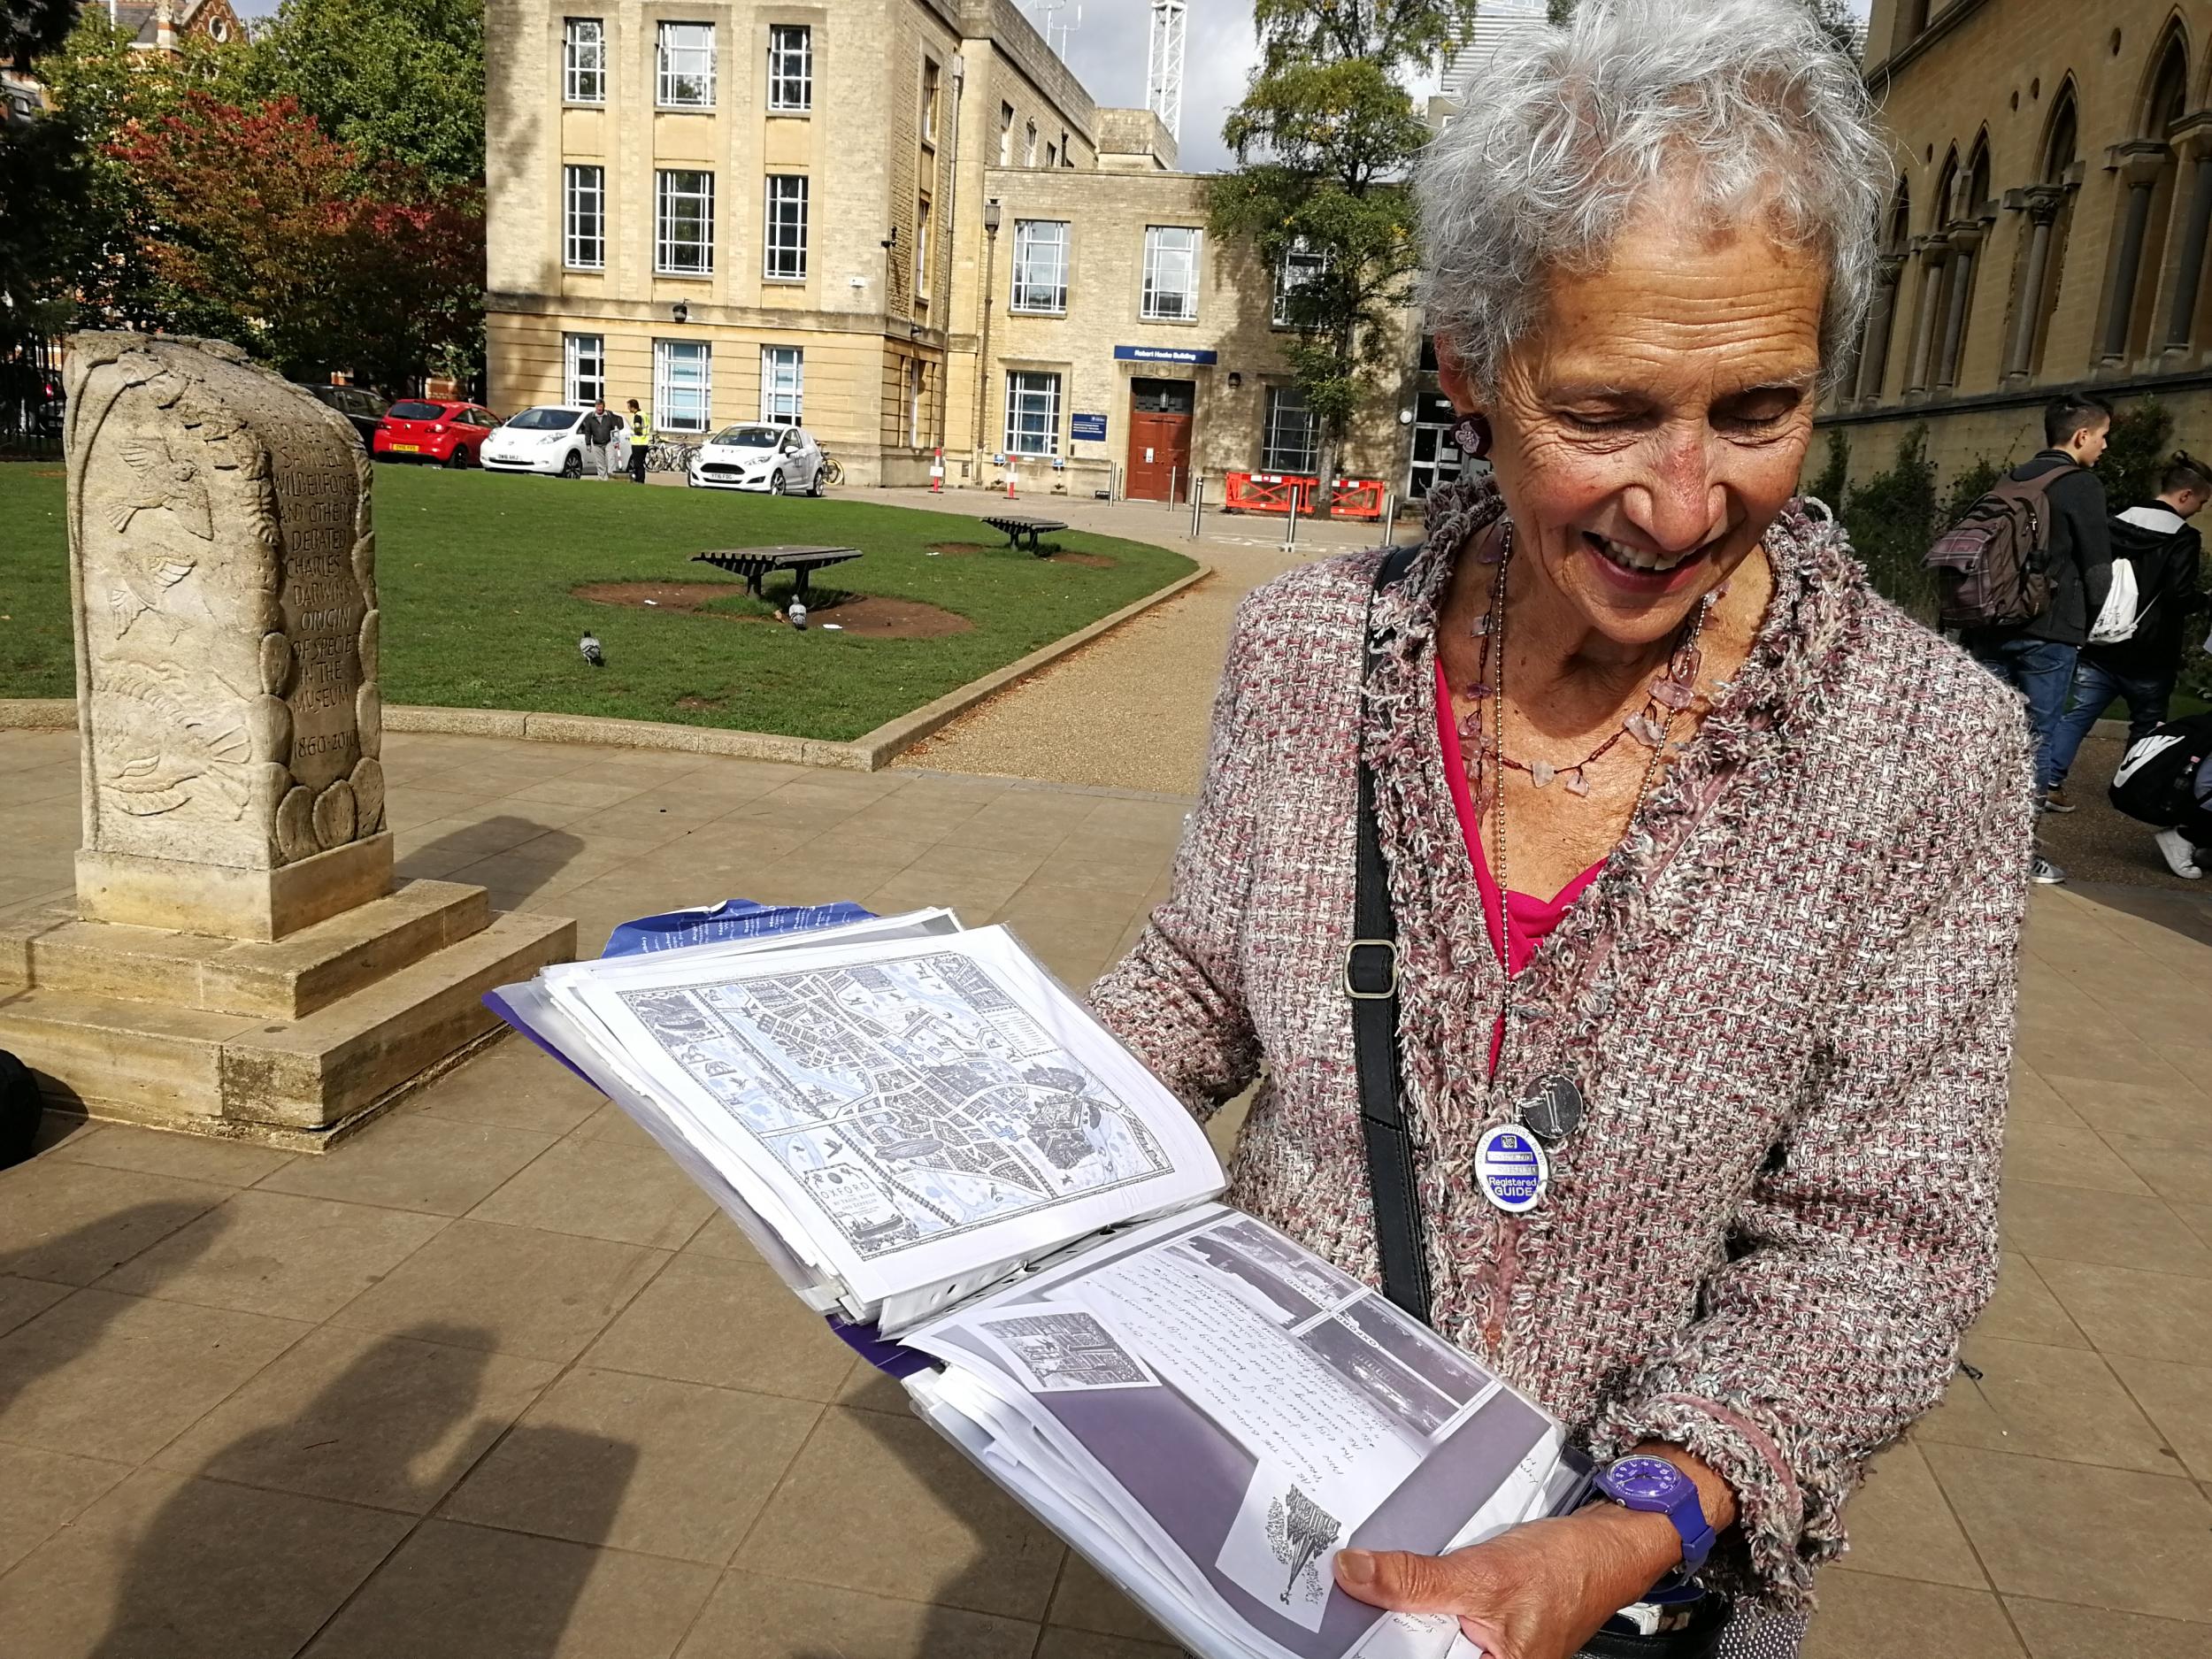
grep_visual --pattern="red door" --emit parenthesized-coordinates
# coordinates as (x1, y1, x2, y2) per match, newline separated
(1125, 378, 1195, 502)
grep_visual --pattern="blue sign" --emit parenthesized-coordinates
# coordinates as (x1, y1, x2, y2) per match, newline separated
(1070, 412, 1109, 442)
(1113, 345, 1219, 365)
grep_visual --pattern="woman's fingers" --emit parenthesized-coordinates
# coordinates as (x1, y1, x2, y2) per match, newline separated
(1333, 1546, 1486, 1615)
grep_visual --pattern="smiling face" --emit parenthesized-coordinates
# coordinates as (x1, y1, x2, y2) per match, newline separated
(1441, 193, 1829, 649)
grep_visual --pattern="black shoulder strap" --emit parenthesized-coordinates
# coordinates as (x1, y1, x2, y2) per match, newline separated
(1351, 543, 1433, 1325)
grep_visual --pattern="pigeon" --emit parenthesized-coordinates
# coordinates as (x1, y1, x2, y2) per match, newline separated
(580, 633, 604, 666)
(787, 601, 808, 631)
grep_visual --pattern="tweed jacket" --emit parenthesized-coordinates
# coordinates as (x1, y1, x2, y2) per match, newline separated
(1090, 476, 2036, 1613)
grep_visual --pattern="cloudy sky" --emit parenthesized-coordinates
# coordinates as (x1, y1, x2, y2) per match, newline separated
(1053, 0, 1874, 174)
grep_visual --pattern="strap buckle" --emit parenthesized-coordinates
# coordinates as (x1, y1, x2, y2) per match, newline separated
(1344, 939, 1398, 1001)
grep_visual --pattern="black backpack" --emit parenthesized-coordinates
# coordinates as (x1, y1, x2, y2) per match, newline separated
(0, 1048, 42, 1171)
(2110, 713, 2212, 830)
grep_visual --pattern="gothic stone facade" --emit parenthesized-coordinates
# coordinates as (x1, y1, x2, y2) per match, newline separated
(1823, 0, 2212, 492)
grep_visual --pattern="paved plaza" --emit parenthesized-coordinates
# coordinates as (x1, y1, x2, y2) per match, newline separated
(4, 723, 2212, 1656)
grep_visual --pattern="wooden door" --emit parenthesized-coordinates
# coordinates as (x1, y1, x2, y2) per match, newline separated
(1126, 411, 1193, 502)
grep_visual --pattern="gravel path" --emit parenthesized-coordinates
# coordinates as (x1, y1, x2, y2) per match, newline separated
(893, 492, 1386, 794)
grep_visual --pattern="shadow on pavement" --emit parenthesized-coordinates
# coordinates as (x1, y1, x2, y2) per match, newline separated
(403, 818, 586, 902)
(0, 1202, 228, 1424)
(88, 1324, 637, 1659)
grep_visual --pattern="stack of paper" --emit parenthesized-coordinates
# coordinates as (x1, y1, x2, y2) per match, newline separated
(489, 910, 1588, 1659)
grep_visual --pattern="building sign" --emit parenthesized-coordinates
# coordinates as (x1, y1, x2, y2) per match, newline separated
(1070, 412, 1108, 442)
(1112, 345, 1219, 365)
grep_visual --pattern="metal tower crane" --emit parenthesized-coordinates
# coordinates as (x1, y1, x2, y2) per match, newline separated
(1147, 0, 1187, 142)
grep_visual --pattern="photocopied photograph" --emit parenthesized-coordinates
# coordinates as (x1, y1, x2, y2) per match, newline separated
(1339, 1296, 1494, 1409)
(1163, 1233, 1325, 1328)
(972, 1302, 1163, 1393)
(1295, 1317, 1461, 1442)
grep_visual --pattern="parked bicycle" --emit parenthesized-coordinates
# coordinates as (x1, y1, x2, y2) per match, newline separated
(817, 449, 844, 488)
(645, 439, 699, 473)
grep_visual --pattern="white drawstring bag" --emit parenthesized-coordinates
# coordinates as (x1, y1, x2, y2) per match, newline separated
(2088, 557, 2142, 644)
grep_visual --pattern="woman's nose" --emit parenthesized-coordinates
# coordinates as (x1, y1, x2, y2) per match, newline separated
(1624, 430, 1726, 554)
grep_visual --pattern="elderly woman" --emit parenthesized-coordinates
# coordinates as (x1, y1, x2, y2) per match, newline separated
(1090, 4, 2032, 1657)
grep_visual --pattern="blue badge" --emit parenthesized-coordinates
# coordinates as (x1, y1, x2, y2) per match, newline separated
(1474, 1125, 1548, 1214)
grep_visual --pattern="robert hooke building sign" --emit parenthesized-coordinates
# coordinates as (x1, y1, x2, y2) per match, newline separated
(65, 333, 392, 940)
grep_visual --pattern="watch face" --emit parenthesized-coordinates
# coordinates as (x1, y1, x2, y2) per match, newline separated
(1605, 1456, 1684, 1502)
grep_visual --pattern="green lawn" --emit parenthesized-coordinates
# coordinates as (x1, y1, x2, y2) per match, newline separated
(0, 463, 1196, 741)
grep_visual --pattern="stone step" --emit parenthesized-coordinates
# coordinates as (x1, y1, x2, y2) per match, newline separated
(1, 908, 577, 1150)
(0, 880, 491, 1020)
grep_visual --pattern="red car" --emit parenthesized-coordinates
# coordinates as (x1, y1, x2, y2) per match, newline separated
(372, 400, 503, 467)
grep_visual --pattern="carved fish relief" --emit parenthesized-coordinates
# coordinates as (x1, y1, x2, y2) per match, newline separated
(96, 664, 252, 820)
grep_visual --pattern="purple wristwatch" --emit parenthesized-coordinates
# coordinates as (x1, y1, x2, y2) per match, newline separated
(1589, 1455, 1717, 1578)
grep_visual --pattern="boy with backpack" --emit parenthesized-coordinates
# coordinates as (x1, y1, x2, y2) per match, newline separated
(1927, 392, 2115, 885)
(2043, 452, 2209, 846)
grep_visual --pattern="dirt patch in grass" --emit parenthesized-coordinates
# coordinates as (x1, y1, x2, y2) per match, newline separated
(674, 695, 726, 710)
(927, 541, 985, 557)
(573, 580, 746, 610)
(574, 580, 972, 639)
(1049, 550, 1118, 569)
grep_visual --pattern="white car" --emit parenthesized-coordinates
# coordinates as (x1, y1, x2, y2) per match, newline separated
(480, 405, 594, 476)
(687, 423, 826, 494)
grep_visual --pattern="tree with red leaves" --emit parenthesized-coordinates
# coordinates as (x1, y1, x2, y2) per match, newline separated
(109, 89, 483, 392)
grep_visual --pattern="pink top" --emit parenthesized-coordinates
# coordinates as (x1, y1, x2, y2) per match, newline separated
(1434, 659, 1605, 1071)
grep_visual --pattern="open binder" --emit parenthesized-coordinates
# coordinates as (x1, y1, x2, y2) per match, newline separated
(488, 901, 1591, 1659)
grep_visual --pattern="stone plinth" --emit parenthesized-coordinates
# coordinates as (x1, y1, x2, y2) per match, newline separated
(0, 334, 577, 1149)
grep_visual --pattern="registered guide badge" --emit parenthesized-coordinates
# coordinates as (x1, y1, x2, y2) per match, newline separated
(1474, 1125, 1548, 1214)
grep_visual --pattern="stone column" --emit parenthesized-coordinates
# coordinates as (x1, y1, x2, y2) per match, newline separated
(64, 333, 390, 941)
(2163, 134, 2212, 352)
(2005, 188, 2066, 380)
(1937, 222, 1984, 388)
(1905, 236, 1950, 394)
(2101, 142, 2171, 364)
(1855, 255, 1904, 403)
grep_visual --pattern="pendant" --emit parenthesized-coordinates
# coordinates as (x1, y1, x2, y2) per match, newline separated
(1473, 1125, 1548, 1214)
(1471, 613, 1493, 635)
(1624, 712, 1666, 749)
(1517, 1075, 1586, 1143)
(1528, 760, 1555, 788)
(1564, 768, 1591, 796)
(1649, 676, 1697, 711)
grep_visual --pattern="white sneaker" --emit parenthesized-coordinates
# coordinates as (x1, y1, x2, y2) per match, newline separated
(2155, 828, 2204, 879)
(2031, 856, 2068, 885)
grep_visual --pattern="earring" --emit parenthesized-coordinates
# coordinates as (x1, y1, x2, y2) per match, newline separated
(1451, 412, 1493, 460)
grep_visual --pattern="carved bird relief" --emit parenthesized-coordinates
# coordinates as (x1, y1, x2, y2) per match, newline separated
(97, 664, 251, 818)
(108, 435, 214, 540)
(107, 557, 196, 641)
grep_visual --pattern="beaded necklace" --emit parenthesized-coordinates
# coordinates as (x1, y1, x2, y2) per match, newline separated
(1464, 521, 1716, 981)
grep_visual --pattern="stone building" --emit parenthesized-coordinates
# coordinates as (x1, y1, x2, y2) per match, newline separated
(482, 0, 1423, 496)
(110, 0, 246, 56)
(1824, 0, 2212, 488)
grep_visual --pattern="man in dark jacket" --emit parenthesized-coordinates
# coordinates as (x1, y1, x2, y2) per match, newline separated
(579, 399, 622, 480)
(1963, 393, 2115, 880)
(2046, 454, 2209, 854)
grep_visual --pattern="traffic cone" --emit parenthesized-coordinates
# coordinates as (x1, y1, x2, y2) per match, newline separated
(1006, 466, 1018, 500)
(931, 449, 944, 494)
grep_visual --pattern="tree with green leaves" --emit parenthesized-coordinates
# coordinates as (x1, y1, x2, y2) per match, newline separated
(247, 0, 485, 186)
(1212, 0, 1475, 505)
(2, 0, 95, 417)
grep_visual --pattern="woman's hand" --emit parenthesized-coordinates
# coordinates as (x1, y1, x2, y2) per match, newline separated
(1333, 1502, 1684, 1659)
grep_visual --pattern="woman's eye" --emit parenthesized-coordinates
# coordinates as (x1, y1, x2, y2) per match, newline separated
(1716, 393, 1803, 431)
(1560, 410, 1638, 433)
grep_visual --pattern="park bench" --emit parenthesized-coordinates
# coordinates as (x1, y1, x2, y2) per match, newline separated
(979, 514, 1067, 556)
(693, 544, 861, 600)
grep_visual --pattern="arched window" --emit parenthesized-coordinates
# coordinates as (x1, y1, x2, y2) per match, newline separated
(1906, 150, 1959, 392)
(1930, 137, 1993, 387)
(1855, 180, 1911, 401)
(2008, 84, 2078, 379)
(2102, 31, 2190, 363)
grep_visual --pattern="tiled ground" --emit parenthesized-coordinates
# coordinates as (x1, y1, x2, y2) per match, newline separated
(4, 725, 2212, 1657)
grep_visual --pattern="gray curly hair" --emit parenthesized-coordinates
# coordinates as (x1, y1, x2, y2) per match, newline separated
(1415, 0, 1886, 398)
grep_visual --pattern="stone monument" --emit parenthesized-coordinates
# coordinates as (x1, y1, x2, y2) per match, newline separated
(0, 334, 575, 1148)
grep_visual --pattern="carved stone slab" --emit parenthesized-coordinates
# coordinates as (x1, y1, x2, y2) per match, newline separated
(65, 333, 384, 872)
